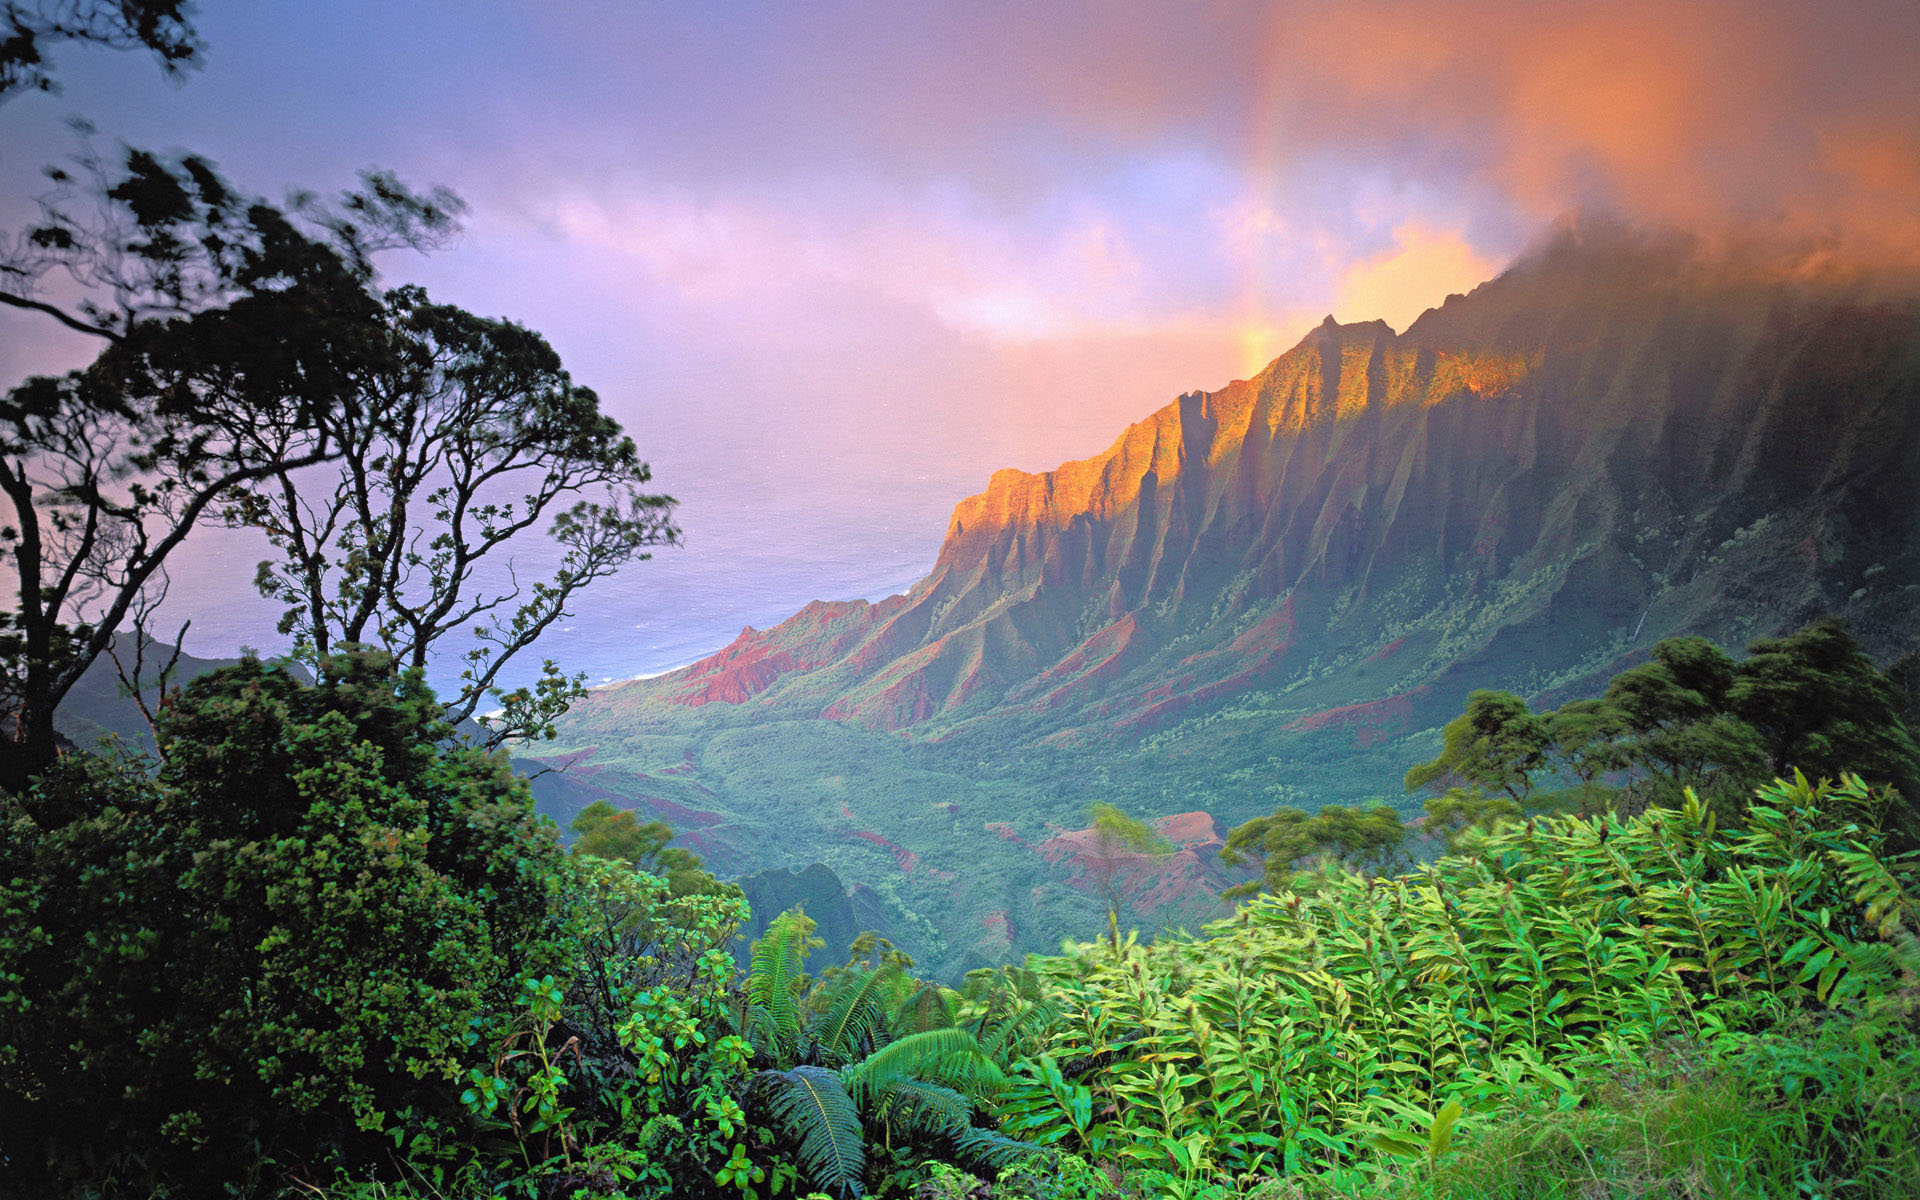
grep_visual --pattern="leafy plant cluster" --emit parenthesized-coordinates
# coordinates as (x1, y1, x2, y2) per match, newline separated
(0, 653, 578, 1196)
(1220, 619, 1920, 898)
(0, 652, 1068, 1198)
(993, 774, 1920, 1198)
(1407, 619, 1919, 826)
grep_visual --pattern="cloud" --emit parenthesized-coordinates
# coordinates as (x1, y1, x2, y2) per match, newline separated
(526, 175, 1241, 348)
(1272, 0, 1920, 267)
(1334, 224, 1499, 332)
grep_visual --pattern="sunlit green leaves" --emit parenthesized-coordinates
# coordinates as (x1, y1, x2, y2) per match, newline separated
(1004, 774, 1920, 1192)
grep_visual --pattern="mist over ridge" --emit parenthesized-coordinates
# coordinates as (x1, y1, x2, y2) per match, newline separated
(528, 224, 1920, 974)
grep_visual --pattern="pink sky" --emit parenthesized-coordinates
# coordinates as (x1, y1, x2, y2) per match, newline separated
(3, 0, 1916, 682)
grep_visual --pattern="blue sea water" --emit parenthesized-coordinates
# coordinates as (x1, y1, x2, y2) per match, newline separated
(164, 463, 959, 701)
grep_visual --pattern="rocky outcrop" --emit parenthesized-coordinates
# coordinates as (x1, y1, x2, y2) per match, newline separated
(598, 229, 1920, 750)
(1037, 810, 1244, 919)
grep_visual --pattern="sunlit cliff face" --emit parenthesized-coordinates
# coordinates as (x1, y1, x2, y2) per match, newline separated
(2, 0, 1913, 677)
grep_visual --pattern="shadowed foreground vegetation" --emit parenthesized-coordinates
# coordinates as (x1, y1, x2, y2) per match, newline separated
(4, 652, 1917, 1198)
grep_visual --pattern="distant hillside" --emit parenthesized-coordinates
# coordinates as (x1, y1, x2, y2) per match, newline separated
(53, 637, 312, 757)
(529, 228, 1920, 976)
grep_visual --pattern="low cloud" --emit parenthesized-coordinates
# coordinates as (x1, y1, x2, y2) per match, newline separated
(1334, 224, 1498, 332)
(1277, 0, 1920, 269)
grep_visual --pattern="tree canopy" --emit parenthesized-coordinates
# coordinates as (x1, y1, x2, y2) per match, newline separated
(1, 0, 201, 99)
(569, 799, 724, 898)
(1219, 802, 1407, 899)
(0, 651, 575, 1195)
(1408, 619, 1917, 834)
(0, 145, 673, 787)
(1084, 801, 1172, 951)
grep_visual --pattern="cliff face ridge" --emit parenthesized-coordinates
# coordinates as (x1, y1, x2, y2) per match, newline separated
(604, 232, 1920, 751)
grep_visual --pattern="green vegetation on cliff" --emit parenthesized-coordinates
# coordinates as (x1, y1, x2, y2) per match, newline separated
(530, 238, 1920, 968)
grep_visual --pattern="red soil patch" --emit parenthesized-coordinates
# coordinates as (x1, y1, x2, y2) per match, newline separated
(1365, 637, 1408, 663)
(1288, 686, 1427, 745)
(1036, 811, 1230, 916)
(984, 821, 1029, 848)
(848, 830, 920, 876)
(642, 796, 726, 829)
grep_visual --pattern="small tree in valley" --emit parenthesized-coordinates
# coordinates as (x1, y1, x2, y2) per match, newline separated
(1084, 801, 1173, 952)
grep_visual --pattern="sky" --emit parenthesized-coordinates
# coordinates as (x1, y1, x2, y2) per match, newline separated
(4, 0, 1918, 689)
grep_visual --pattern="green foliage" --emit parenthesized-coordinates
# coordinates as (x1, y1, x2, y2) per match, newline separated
(1088, 802, 1173, 856)
(1001, 774, 1920, 1195)
(1264, 989, 1920, 1200)
(992, 1150, 1119, 1199)
(1603, 637, 1767, 806)
(758, 1066, 868, 1196)
(1404, 690, 1549, 804)
(1731, 617, 1920, 813)
(0, 651, 574, 1196)
(1086, 802, 1175, 951)
(1220, 803, 1408, 899)
(1416, 787, 1521, 854)
(743, 910, 1043, 1196)
(1393, 622, 1920, 844)
(571, 798, 731, 898)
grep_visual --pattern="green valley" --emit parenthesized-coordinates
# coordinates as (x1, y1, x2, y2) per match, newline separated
(527, 231, 1920, 973)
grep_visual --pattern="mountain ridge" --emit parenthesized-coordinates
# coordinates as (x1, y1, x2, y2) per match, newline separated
(602, 230, 1918, 744)
(531, 228, 1920, 974)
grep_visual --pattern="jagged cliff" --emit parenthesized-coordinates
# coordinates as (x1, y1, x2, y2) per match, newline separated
(604, 231, 1920, 746)
(533, 229, 1920, 976)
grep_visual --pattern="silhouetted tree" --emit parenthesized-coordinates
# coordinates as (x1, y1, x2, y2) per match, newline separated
(1, 145, 673, 786)
(1, 0, 201, 99)
(227, 285, 676, 747)
(0, 148, 453, 790)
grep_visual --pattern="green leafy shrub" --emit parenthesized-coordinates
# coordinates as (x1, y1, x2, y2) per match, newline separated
(1003, 774, 1920, 1194)
(744, 911, 1045, 1196)
(993, 1150, 1120, 1199)
(0, 652, 576, 1197)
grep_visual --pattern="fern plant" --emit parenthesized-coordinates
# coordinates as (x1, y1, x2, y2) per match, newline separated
(743, 911, 1043, 1196)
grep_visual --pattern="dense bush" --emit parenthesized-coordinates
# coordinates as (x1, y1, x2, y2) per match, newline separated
(1001, 775, 1920, 1198)
(6, 646, 1917, 1200)
(0, 653, 576, 1196)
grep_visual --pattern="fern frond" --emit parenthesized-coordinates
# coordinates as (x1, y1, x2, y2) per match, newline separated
(871, 1078, 972, 1138)
(979, 998, 1058, 1065)
(812, 963, 900, 1063)
(744, 1003, 784, 1060)
(748, 911, 807, 1054)
(892, 981, 956, 1036)
(755, 1066, 865, 1197)
(954, 1124, 1044, 1172)
(844, 1028, 989, 1104)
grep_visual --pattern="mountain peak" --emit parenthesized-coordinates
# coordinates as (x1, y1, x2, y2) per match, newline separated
(541, 250, 1920, 971)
